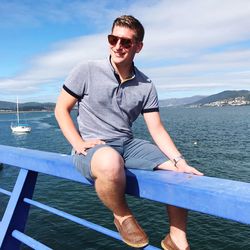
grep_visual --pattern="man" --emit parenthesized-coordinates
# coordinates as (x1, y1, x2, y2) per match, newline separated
(55, 15, 203, 250)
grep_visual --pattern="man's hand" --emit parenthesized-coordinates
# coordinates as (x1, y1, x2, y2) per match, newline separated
(75, 139, 105, 155)
(156, 159, 204, 176)
(175, 159, 203, 176)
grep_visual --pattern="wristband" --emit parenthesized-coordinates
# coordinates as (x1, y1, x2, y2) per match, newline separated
(172, 155, 185, 166)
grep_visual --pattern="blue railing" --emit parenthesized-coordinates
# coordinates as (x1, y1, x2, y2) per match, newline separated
(0, 144, 250, 249)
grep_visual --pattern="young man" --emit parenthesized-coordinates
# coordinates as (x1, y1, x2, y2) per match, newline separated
(55, 15, 203, 250)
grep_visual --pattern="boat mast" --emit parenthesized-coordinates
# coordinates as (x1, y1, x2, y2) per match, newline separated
(16, 96, 20, 125)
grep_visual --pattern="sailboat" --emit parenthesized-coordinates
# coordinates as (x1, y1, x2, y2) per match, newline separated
(10, 97, 31, 133)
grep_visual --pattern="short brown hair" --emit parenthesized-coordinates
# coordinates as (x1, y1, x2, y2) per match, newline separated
(111, 15, 144, 42)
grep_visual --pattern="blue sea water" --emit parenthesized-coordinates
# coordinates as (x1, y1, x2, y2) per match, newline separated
(0, 106, 250, 249)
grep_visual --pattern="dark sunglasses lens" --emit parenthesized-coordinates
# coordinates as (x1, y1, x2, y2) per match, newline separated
(108, 35, 118, 46)
(108, 35, 132, 48)
(120, 38, 132, 48)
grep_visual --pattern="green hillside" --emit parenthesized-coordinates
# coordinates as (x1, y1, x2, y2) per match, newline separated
(0, 101, 55, 111)
(191, 90, 250, 106)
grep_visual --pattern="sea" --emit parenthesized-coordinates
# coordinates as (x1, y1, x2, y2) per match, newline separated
(0, 106, 250, 250)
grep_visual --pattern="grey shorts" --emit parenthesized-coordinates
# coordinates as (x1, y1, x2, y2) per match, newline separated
(72, 138, 168, 182)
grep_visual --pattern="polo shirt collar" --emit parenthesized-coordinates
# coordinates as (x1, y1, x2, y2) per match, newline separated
(108, 56, 136, 83)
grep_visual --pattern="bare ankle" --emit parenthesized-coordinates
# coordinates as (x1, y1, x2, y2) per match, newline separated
(114, 214, 133, 224)
(169, 232, 189, 249)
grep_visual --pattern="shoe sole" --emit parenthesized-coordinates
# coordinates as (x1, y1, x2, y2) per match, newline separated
(123, 239, 149, 248)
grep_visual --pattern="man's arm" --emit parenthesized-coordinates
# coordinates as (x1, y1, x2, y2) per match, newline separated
(143, 111, 203, 175)
(55, 89, 104, 155)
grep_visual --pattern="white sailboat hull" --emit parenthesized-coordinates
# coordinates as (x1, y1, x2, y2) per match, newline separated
(10, 97, 32, 133)
(11, 124, 31, 133)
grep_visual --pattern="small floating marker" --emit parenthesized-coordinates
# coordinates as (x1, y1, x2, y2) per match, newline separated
(193, 141, 198, 145)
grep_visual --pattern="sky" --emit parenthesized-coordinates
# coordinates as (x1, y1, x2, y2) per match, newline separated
(0, 0, 250, 102)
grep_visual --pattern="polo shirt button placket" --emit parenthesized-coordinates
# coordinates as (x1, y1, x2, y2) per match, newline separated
(116, 85, 123, 106)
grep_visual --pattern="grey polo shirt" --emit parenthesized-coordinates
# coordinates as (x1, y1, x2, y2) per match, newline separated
(63, 58, 159, 140)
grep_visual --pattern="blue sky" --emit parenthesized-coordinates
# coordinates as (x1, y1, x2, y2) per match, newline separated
(0, 0, 250, 102)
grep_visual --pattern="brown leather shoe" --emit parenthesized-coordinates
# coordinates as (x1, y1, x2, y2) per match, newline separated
(114, 216, 149, 248)
(161, 234, 190, 250)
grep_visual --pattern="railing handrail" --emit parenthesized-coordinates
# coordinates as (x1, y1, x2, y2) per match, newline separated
(1, 144, 250, 249)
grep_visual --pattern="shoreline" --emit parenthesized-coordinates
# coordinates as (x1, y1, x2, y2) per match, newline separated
(0, 105, 249, 114)
(0, 110, 54, 114)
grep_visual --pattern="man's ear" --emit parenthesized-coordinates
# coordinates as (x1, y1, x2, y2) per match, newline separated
(136, 42, 143, 53)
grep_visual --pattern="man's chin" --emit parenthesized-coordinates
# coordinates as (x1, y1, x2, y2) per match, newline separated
(111, 57, 125, 65)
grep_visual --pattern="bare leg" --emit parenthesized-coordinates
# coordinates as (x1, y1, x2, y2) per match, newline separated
(91, 147, 132, 222)
(91, 146, 149, 247)
(157, 161, 189, 249)
(167, 205, 189, 249)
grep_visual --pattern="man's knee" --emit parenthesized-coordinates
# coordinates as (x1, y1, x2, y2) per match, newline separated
(91, 146, 124, 181)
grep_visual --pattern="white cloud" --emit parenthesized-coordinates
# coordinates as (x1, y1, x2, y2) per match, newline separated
(137, 0, 250, 61)
(0, 33, 109, 100)
(0, 0, 250, 101)
(144, 48, 250, 96)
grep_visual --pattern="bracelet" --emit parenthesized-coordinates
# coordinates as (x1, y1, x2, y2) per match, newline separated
(172, 155, 185, 166)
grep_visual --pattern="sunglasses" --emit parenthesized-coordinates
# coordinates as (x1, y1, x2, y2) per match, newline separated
(108, 34, 134, 49)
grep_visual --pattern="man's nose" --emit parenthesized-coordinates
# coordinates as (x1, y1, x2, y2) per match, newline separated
(114, 39, 122, 49)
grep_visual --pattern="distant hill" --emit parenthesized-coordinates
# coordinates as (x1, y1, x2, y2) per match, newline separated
(159, 95, 206, 107)
(159, 90, 250, 107)
(1, 90, 250, 111)
(0, 101, 55, 111)
(189, 90, 250, 107)
(0, 101, 16, 110)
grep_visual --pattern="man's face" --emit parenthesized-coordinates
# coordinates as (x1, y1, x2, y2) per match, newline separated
(109, 25, 143, 66)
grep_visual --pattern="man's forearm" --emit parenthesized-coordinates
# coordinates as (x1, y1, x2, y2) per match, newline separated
(55, 107, 84, 151)
(150, 125, 182, 161)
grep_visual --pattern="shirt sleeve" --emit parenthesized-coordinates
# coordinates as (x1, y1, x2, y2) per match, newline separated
(141, 83, 159, 113)
(63, 62, 88, 99)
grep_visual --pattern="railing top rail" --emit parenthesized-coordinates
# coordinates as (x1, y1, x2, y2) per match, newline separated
(1, 144, 250, 225)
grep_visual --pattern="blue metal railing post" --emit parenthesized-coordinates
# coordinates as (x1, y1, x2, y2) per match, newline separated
(0, 169, 38, 249)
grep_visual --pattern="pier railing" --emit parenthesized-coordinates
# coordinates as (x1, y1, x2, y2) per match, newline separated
(0, 144, 250, 249)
